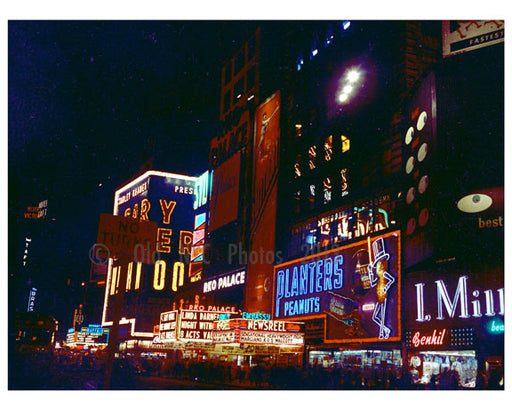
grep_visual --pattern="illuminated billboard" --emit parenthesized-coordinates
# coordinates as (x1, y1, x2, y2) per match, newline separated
(101, 171, 197, 337)
(66, 324, 110, 346)
(273, 231, 401, 343)
(159, 307, 237, 343)
(442, 20, 504, 58)
(403, 266, 504, 337)
(246, 91, 280, 314)
(213, 318, 304, 346)
(159, 310, 178, 341)
(209, 152, 241, 232)
(189, 212, 206, 282)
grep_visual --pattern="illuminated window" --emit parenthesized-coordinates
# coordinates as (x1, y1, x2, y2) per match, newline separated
(295, 124, 302, 138)
(323, 177, 332, 204)
(308, 145, 317, 170)
(325, 33, 334, 46)
(233, 79, 244, 104)
(340, 168, 349, 197)
(324, 135, 333, 161)
(297, 57, 304, 71)
(294, 155, 302, 178)
(341, 135, 351, 152)
(309, 184, 316, 198)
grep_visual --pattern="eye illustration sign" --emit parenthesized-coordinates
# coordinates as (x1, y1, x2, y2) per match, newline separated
(273, 231, 401, 343)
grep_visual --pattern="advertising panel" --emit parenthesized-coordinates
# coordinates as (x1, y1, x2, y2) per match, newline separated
(287, 192, 396, 258)
(201, 268, 246, 310)
(178, 309, 220, 342)
(159, 308, 237, 343)
(159, 310, 178, 341)
(246, 91, 280, 314)
(403, 266, 504, 339)
(101, 171, 197, 335)
(251, 91, 280, 229)
(209, 110, 250, 168)
(203, 268, 246, 294)
(208, 152, 241, 232)
(402, 72, 437, 269)
(273, 231, 401, 343)
(66, 325, 110, 346)
(189, 212, 206, 282)
(212, 318, 304, 346)
(442, 20, 504, 58)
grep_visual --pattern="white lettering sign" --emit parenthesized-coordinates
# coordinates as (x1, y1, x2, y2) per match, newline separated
(415, 275, 504, 323)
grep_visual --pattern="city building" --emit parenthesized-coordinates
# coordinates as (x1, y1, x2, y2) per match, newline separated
(92, 21, 503, 387)
(202, 20, 503, 387)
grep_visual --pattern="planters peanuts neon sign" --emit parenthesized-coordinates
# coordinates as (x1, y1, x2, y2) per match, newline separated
(273, 231, 400, 342)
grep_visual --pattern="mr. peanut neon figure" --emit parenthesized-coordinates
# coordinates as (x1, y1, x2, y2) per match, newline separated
(368, 237, 395, 339)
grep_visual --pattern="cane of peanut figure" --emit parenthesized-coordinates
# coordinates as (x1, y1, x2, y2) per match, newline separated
(368, 237, 395, 339)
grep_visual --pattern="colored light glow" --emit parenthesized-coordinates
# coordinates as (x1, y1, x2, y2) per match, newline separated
(488, 319, 504, 334)
(343, 21, 351, 30)
(362, 303, 375, 311)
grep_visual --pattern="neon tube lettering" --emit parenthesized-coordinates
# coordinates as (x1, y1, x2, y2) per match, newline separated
(436, 276, 469, 320)
(415, 282, 428, 322)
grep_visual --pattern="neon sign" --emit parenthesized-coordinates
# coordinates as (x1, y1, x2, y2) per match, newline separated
(193, 171, 210, 210)
(488, 319, 504, 334)
(102, 171, 198, 337)
(26, 287, 37, 312)
(411, 329, 447, 348)
(273, 231, 401, 343)
(212, 318, 305, 346)
(414, 275, 504, 322)
(203, 269, 247, 294)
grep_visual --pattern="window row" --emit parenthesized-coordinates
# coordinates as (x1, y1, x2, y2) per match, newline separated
(222, 65, 257, 116)
(293, 133, 351, 178)
(293, 167, 349, 208)
(296, 21, 351, 71)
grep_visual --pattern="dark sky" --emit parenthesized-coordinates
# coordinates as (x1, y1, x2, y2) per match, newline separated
(8, 20, 255, 323)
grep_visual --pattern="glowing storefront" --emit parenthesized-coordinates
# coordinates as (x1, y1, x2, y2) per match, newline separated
(403, 266, 504, 388)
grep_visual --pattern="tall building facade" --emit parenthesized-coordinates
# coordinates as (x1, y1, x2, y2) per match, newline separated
(205, 21, 503, 387)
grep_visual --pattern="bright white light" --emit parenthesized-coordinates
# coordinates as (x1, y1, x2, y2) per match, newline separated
(346, 69, 361, 83)
(336, 67, 363, 105)
(343, 21, 351, 30)
(342, 84, 354, 94)
(312, 49, 318, 57)
(338, 93, 349, 103)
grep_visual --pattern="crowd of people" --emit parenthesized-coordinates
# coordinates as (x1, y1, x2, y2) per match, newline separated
(128, 356, 475, 390)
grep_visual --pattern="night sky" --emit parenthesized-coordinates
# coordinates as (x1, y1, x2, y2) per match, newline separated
(8, 20, 257, 325)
